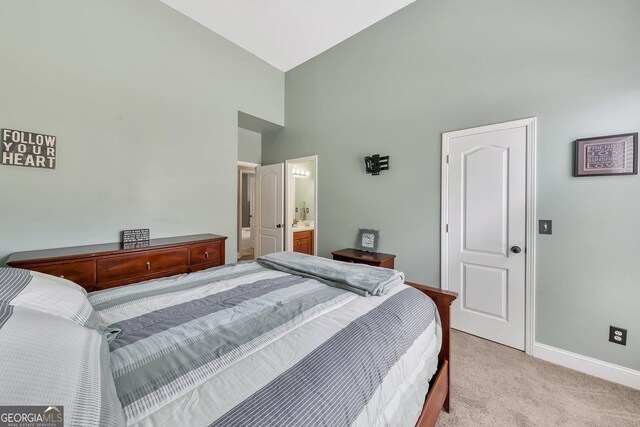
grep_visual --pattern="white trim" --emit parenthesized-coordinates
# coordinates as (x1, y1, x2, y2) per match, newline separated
(441, 117, 537, 354)
(525, 118, 537, 355)
(238, 160, 260, 168)
(440, 139, 449, 290)
(285, 161, 294, 252)
(533, 342, 640, 390)
(284, 155, 318, 256)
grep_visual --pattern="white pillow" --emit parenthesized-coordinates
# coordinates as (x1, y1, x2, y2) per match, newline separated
(0, 267, 99, 330)
(0, 305, 125, 426)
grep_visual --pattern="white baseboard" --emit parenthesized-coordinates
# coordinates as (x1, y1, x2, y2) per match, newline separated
(532, 342, 640, 390)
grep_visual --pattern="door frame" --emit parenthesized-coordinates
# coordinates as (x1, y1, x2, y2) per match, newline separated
(285, 155, 318, 256)
(440, 117, 537, 355)
(237, 161, 259, 260)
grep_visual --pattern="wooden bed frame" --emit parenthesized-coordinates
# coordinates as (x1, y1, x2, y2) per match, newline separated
(406, 282, 458, 427)
(7, 238, 457, 427)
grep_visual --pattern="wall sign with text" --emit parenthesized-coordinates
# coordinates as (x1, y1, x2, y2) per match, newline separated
(122, 229, 150, 243)
(574, 133, 638, 177)
(1, 128, 57, 169)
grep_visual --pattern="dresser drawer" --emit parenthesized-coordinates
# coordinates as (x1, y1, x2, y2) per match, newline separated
(190, 241, 222, 265)
(333, 255, 379, 266)
(31, 261, 96, 289)
(332, 249, 395, 270)
(97, 248, 189, 284)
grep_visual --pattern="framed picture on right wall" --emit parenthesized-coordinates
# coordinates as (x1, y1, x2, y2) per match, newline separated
(574, 132, 638, 177)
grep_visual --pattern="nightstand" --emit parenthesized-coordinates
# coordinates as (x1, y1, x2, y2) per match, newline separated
(331, 248, 396, 269)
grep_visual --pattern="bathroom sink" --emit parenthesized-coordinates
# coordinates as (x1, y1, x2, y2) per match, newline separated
(292, 223, 314, 231)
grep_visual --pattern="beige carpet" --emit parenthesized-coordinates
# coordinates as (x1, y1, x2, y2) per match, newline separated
(436, 330, 640, 427)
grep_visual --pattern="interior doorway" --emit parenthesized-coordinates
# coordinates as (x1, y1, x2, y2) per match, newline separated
(237, 110, 284, 260)
(441, 118, 536, 353)
(238, 162, 258, 261)
(253, 155, 318, 258)
(285, 156, 318, 256)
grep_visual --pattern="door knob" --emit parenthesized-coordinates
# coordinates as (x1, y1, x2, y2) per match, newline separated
(511, 246, 522, 254)
(276, 224, 282, 228)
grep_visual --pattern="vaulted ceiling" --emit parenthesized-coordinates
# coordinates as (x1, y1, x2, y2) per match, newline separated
(159, 0, 416, 71)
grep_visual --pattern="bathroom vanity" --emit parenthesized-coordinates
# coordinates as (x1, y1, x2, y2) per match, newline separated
(293, 228, 314, 255)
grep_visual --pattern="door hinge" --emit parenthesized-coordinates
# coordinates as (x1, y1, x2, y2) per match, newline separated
(446, 224, 449, 233)
(446, 155, 449, 164)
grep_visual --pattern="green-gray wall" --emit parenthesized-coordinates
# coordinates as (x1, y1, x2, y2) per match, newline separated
(263, 0, 640, 370)
(0, 0, 283, 264)
(238, 128, 262, 164)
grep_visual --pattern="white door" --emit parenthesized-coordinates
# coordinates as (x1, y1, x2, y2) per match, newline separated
(443, 120, 530, 350)
(255, 164, 284, 257)
(248, 174, 256, 248)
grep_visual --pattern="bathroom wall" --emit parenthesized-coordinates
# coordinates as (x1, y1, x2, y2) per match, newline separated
(293, 160, 315, 222)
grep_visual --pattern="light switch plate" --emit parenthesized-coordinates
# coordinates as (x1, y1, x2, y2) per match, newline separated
(539, 220, 552, 235)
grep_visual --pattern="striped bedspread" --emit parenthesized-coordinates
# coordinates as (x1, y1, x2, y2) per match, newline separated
(89, 261, 441, 427)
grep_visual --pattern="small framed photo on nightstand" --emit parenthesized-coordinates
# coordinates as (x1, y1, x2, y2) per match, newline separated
(356, 228, 379, 253)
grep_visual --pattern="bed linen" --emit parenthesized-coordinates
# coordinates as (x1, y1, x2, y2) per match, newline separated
(0, 267, 99, 329)
(0, 310, 125, 427)
(256, 251, 405, 296)
(0, 268, 125, 426)
(89, 261, 441, 427)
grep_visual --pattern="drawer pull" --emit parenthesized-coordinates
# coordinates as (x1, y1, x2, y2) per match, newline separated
(146, 261, 151, 270)
(205, 251, 209, 259)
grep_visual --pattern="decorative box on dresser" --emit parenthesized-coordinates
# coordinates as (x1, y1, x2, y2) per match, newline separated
(331, 248, 396, 269)
(6, 234, 227, 292)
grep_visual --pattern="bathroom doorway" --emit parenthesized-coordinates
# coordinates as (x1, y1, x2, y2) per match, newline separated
(285, 156, 318, 255)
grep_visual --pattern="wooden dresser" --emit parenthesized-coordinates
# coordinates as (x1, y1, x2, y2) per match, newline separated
(7, 234, 227, 292)
(331, 248, 396, 269)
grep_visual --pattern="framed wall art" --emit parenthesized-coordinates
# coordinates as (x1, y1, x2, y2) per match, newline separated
(574, 133, 638, 177)
(356, 228, 379, 253)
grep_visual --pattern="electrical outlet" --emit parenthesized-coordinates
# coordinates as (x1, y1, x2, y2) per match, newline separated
(539, 220, 552, 235)
(609, 326, 627, 346)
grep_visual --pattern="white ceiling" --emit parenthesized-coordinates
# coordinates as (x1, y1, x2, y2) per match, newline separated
(159, 0, 416, 71)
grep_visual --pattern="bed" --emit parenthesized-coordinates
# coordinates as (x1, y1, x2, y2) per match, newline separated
(0, 251, 456, 427)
